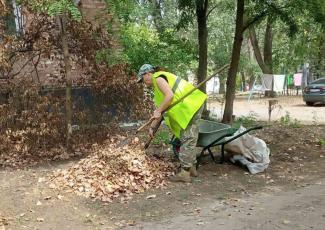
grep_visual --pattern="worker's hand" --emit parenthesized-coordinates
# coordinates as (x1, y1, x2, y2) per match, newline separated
(148, 117, 161, 138)
(149, 127, 154, 138)
(152, 109, 162, 119)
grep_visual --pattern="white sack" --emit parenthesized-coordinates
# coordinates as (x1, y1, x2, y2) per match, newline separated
(224, 126, 270, 174)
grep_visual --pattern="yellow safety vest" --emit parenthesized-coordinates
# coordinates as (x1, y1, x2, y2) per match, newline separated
(152, 71, 207, 138)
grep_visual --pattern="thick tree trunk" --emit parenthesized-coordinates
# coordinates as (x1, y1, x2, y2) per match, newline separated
(222, 0, 244, 124)
(196, 0, 209, 118)
(196, 0, 208, 92)
(59, 16, 73, 151)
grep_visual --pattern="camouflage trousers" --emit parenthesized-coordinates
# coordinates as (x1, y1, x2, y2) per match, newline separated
(178, 106, 203, 168)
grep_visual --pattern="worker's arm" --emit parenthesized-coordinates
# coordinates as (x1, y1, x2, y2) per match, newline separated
(153, 77, 174, 118)
(149, 77, 173, 138)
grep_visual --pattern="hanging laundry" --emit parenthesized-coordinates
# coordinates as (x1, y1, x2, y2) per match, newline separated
(286, 74, 294, 86)
(273, 75, 285, 92)
(293, 73, 303, 86)
(262, 74, 273, 90)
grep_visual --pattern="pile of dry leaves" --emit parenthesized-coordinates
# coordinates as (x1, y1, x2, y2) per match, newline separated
(50, 137, 175, 202)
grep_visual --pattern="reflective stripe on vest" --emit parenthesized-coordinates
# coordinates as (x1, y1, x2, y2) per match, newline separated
(152, 71, 207, 138)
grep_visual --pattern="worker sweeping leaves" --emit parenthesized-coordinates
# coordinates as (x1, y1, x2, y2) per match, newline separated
(137, 64, 207, 182)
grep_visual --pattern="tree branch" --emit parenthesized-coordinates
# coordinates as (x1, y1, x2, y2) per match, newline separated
(206, 4, 218, 18)
(243, 10, 267, 32)
(10, 52, 41, 78)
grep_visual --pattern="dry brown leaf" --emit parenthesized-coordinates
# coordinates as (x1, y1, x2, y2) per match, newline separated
(50, 140, 174, 202)
(146, 194, 156, 200)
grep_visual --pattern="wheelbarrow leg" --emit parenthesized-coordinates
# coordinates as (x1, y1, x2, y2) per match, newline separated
(196, 149, 205, 169)
(207, 148, 217, 164)
(220, 144, 225, 164)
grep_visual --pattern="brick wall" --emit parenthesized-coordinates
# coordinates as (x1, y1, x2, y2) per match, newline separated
(79, 0, 110, 25)
(81, 0, 106, 9)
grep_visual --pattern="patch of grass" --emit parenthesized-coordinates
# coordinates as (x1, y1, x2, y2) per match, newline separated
(234, 111, 259, 127)
(279, 111, 301, 128)
(152, 130, 170, 145)
(319, 138, 325, 146)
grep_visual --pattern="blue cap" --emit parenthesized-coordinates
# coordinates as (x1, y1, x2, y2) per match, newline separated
(137, 64, 154, 82)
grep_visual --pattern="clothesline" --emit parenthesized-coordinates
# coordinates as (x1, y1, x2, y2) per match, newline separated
(248, 73, 304, 100)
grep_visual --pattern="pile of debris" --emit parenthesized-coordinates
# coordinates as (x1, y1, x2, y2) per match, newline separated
(50, 137, 175, 202)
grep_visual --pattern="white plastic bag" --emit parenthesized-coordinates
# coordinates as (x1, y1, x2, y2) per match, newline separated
(224, 126, 270, 174)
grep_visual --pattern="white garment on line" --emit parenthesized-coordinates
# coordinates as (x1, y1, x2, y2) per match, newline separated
(261, 74, 273, 90)
(273, 75, 285, 92)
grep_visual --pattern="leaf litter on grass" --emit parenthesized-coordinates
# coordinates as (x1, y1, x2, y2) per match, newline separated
(50, 136, 175, 202)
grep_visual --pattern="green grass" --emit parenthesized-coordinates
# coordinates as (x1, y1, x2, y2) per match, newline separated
(234, 111, 259, 127)
(152, 130, 170, 145)
(279, 111, 301, 128)
(319, 138, 325, 146)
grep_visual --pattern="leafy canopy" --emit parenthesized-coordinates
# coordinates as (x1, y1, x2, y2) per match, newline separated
(23, 0, 81, 21)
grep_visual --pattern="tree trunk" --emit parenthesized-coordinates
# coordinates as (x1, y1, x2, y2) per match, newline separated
(249, 27, 271, 74)
(59, 16, 73, 152)
(264, 17, 275, 96)
(241, 71, 246, 91)
(264, 17, 273, 73)
(196, 0, 209, 118)
(196, 0, 208, 92)
(249, 16, 275, 97)
(219, 75, 226, 94)
(222, 0, 244, 124)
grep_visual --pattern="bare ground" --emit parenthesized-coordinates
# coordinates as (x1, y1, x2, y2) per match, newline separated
(1, 97, 325, 230)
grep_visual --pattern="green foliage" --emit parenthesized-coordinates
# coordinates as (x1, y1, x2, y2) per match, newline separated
(95, 48, 128, 67)
(234, 112, 259, 127)
(247, 0, 299, 37)
(105, 0, 139, 23)
(318, 137, 325, 146)
(246, 0, 325, 75)
(152, 130, 170, 145)
(25, 0, 81, 21)
(176, 0, 196, 30)
(279, 111, 301, 128)
(104, 0, 198, 76)
(120, 23, 196, 77)
(48, 0, 81, 21)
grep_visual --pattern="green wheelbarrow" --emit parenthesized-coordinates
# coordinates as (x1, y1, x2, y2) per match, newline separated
(170, 119, 263, 167)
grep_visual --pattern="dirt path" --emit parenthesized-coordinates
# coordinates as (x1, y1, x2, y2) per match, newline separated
(126, 179, 325, 230)
(1, 158, 324, 230)
(1, 124, 324, 229)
